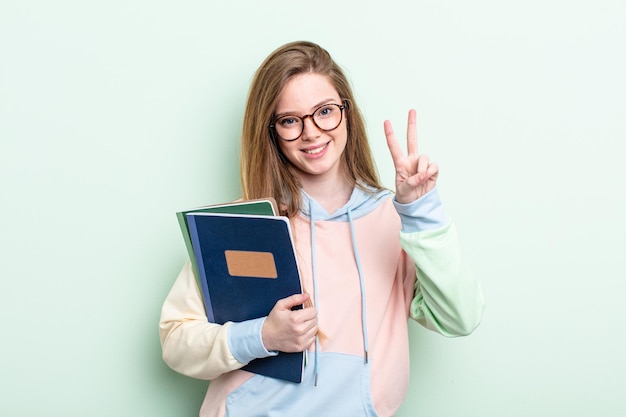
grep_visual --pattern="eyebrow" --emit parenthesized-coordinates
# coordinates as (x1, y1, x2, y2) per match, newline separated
(274, 98, 340, 119)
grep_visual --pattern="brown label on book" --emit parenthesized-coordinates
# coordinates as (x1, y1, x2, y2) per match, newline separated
(224, 250, 278, 279)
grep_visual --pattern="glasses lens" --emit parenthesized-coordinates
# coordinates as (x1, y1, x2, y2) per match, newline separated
(313, 104, 342, 131)
(274, 116, 302, 141)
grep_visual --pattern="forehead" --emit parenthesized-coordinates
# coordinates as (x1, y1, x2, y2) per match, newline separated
(275, 73, 340, 112)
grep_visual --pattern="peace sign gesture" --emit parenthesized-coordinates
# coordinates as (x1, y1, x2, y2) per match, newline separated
(384, 109, 439, 204)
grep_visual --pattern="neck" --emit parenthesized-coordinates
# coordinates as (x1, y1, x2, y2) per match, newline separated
(300, 175, 354, 214)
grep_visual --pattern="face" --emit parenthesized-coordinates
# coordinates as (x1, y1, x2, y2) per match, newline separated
(273, 73, 348, 185)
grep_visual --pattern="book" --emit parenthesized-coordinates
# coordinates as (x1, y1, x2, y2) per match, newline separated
(185, 210, 305, 383)
(176, 198, 278, 291)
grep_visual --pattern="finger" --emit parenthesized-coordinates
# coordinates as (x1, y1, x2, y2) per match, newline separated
(410, 162, 439, 187)
(304, 323, 319, 341)
(293, 305, 318, 322)
(404, 172, 423, 188)
(426, 162, 439, 180)
(276, 293, 310, 311)
(417, 154, 429, 174)
(384, 119, 405, 166)
(296, 325, 319, 351)
(406, 109, 418, 156)
(298, 314, 318, 334)
(424, 163, 439, 184)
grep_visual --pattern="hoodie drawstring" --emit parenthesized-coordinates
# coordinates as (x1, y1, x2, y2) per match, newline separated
(347, 209, 369, 364)
(309, 201, 320, 386)
(309, 201, 369, 387)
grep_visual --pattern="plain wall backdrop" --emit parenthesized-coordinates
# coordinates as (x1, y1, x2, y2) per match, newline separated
(1, 1, 625, 416)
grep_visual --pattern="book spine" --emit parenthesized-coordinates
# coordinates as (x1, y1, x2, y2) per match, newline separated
(186, 214, 215, 322)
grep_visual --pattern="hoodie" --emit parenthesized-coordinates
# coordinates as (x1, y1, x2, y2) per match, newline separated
(159, 186, 485, 417)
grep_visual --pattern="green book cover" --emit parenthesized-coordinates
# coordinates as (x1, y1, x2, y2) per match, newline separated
(176, 198, 278, 290)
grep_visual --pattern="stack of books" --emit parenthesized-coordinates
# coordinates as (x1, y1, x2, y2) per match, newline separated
(176, 198, 305, 383)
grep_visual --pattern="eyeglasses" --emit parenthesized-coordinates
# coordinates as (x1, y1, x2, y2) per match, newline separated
(270, 101, 347, 142)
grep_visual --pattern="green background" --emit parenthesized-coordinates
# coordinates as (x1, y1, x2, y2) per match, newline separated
(1, 1, 625, 416)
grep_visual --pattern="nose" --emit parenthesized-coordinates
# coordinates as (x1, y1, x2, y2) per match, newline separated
(300, 115, 320, 141)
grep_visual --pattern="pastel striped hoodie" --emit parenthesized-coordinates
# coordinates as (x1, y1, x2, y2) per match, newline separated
(160, 186, 484, 417)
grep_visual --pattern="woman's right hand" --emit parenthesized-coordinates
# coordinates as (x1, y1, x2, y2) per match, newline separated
(261, 293, 318, 352)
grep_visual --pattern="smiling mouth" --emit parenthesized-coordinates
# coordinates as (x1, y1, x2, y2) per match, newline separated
(303, 142, 329, 155)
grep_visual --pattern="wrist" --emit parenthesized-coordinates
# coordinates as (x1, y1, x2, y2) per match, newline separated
(228, 318, 278, 364)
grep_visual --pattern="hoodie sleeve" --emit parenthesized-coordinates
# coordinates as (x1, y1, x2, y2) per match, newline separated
(394, 188, 485, 337)
(159, 261, 276, 380)
(159, 261, 241, 379)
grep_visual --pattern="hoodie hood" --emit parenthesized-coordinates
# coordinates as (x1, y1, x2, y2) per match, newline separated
(299, 183, 392, 222)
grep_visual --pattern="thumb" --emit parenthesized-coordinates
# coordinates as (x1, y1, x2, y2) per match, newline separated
(276, 293, 310, 311)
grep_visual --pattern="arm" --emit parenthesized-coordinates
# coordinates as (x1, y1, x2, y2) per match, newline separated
(159, 261, 317, 379)
(385, 110, 484, 336)
(394, 188, 485, 336)
(159, 261, 272, 380)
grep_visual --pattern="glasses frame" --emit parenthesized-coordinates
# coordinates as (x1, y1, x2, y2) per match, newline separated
(269, 100, 348, 142)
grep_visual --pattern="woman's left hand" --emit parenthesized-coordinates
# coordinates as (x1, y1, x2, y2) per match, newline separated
(384, 109, 439, 204)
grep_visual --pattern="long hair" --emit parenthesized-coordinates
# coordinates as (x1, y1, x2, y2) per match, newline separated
(240, 41, 382, 217)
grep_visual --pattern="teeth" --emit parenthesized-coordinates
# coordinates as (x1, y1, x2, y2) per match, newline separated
(305, 144, 327, 154)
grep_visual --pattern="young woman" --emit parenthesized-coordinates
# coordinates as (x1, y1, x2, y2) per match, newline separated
(160, 40, 484, 417)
